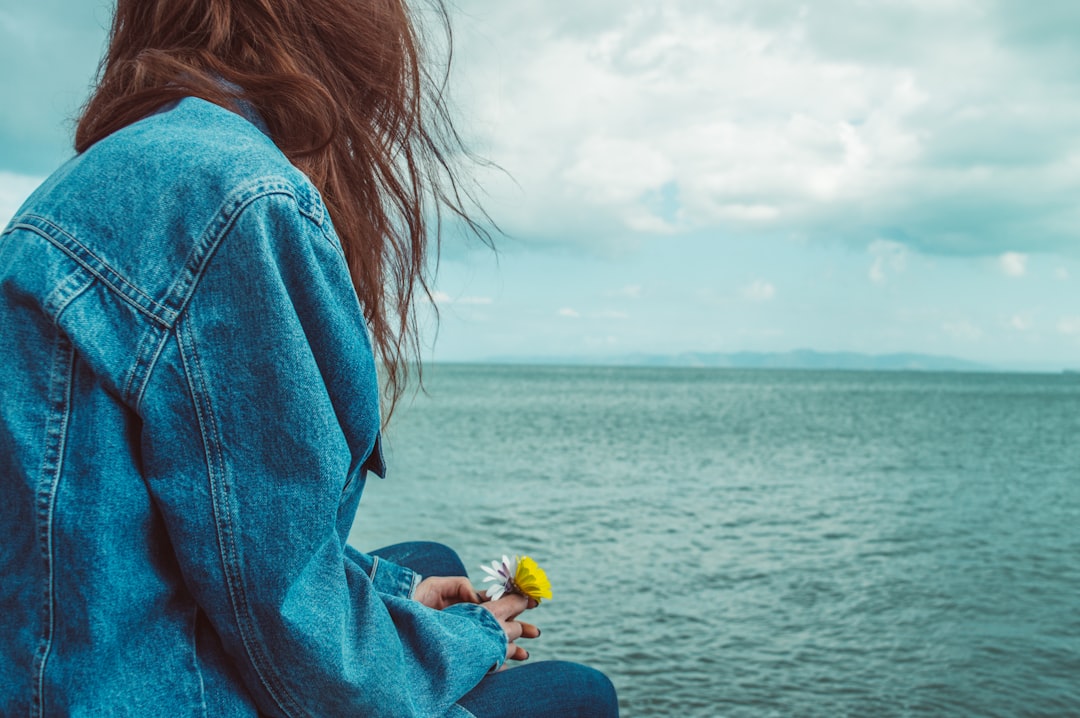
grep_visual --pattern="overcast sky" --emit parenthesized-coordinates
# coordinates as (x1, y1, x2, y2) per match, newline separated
(3, 0, 1079, 368)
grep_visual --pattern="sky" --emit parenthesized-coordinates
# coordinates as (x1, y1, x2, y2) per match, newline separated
(2, 1, 1079, 369)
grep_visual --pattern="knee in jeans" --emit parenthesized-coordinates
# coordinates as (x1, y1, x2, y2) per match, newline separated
(412, 541, 467, 577)
(553, 661, 619, 716)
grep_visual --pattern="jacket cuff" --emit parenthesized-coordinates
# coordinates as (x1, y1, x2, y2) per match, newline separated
(368, 555, 420, 598)
(442, 602, 508, 671)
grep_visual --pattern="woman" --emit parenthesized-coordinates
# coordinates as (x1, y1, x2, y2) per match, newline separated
(0, 0, 617, 715)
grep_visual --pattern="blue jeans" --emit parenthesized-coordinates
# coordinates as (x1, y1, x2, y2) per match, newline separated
(372, 542, 620, 718)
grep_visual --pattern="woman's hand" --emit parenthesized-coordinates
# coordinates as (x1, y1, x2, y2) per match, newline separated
(413, 578, 541, 663)
(413, 576, 482, 610)
(479, 592, 541, 664)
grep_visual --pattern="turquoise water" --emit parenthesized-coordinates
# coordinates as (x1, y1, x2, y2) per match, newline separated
(348, 365, 1080, 717)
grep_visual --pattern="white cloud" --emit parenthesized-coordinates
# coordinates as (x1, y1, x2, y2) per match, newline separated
(942, 320, 983, 341)
(1055, 267, 1070, 281)
(455, 1, 1080, 257)
(431, 291, 493, 305)
(742, 280, 776, 301)
(998, 252, 1028, 277)
(607, 284, 643, 299)
(1009, 315, 1031, 331)
(868, 239, 908, 283)
(1058, 317, 1080, 335)
(556, 307, 626, 320)
(563, 137, 674, 212)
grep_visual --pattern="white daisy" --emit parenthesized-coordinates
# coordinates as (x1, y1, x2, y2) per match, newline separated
(479, 554, 518, 600)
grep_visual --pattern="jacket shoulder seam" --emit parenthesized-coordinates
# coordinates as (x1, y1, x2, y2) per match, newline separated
(130, 180, 320, 410)
(154, 178, 322, 323)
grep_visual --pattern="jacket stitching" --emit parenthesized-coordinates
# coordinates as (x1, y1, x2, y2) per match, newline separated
(6, 179, 330, 337)
(369, 555, 382, 584)
(123, 322, 165, 404)
(30, 335, 75, 718)
(156, 180, 309, 320)
(10, 217, 174, 326)
(175, 318, 309, 718)
(131, 325, 171, 415)
(311, 216, 346, 260)
(41, 267, 95, 325)
(451, 703, 479, 718)
(129, 184, 313, 410)
(191, 606, 208, 717)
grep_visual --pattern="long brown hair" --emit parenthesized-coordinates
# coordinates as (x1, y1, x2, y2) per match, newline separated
(76, 0, 490, 419)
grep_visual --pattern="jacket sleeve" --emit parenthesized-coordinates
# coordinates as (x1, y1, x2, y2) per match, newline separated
(137, 189, 505, 717)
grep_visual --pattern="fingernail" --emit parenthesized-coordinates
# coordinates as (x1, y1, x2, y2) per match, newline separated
(536, 628, 542, 637)
(523, 651, 530, 660)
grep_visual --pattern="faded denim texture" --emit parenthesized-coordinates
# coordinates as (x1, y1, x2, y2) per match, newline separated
(0, 97, 505, 717)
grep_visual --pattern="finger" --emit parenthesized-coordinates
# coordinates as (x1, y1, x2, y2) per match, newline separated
(488, 593, 529, 621)
(517, 621, 541, 640)
(505, 591, 535, 617)
(453, 578, 481, 604)
(502, 619, 524, 643)
(506, 643, 530, 662)
(498, 637, 532, 667)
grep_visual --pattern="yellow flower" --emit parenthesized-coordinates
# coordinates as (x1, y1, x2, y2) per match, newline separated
(513, 555, 553, 603)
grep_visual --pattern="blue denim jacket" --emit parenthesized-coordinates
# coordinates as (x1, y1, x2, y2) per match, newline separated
(0, 97, 505, 717)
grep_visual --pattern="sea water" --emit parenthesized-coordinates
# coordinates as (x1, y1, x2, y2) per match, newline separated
(348, 365, 1080, 717)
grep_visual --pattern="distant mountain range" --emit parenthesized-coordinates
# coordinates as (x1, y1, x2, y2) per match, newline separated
(484, 349, 994, 371)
